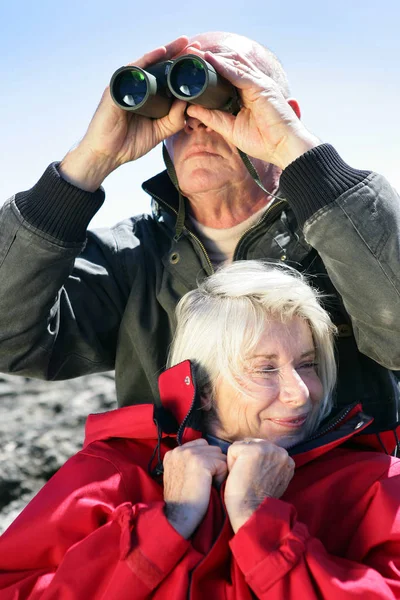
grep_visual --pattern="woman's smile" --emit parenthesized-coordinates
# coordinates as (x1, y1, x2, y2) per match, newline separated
(266, 414, 309, 429)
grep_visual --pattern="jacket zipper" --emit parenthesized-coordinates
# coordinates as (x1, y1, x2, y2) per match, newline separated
(185, 230, 214, 274)
(153, 192, 288, 273)
(307, 404, 355, 441)
(286, 404, 356, 452)
(233, 199, 287, 261)
(150, 192, 214, 274)
(176, 389, 197, 446)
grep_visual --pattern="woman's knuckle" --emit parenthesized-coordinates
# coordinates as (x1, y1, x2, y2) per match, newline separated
(276, 446, 288, 458)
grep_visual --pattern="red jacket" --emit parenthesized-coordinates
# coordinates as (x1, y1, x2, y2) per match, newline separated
(1, 361, 400, 599)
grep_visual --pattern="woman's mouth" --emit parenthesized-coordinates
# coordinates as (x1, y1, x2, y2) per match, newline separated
(267, 415, 308, 429)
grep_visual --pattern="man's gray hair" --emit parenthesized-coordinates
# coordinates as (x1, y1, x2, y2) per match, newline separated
(168, 260, 337, 433)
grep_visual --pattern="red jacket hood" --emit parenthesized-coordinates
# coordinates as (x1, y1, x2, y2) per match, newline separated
(84, 361, 396, 465)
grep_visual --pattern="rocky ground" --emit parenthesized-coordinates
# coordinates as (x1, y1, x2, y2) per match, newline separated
(0, 372, 117, 534)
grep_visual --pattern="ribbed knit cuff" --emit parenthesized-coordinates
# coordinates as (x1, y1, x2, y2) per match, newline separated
(15, 162, 105, 242)
(279, 144, 371, 228)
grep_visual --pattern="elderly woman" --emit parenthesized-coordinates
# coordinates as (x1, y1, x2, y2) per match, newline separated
(0, 260, 399, 599)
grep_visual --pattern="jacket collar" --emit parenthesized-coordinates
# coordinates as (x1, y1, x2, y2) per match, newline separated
(289, 404, 373, 467)
(157, 360, 203, 445)
(83, 403, 158, 448)
(83, 362, 379, 465)
(83, 361, 203, 449)
(203, 405, 374, 467)
(142, 170, 181, 218)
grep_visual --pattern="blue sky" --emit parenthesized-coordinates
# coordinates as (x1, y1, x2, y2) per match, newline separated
(1, 0, 399, 228)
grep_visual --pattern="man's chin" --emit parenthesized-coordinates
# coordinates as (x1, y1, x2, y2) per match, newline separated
(179, 171, 232, 196)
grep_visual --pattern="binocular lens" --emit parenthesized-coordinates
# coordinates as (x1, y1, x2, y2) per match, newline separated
(110, 54, 237, 117)
(114, 70, 147, 107)
(169, 58, 206, 98)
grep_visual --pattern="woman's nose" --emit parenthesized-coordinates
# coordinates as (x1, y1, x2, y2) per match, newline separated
(183, 116, 212, 134)
(280, 369, 310, 406)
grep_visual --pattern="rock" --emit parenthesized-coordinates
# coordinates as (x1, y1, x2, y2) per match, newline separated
(0, 372, 117, 534)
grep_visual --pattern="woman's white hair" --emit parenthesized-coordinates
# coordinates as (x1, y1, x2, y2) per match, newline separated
(168, 260, 337, 433)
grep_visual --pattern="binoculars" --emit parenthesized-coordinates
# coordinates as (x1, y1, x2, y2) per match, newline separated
(110, 54, 239, 118)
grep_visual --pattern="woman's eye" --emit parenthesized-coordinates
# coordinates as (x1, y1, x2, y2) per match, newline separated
(253, 366, 277, 375)
(297, 362, 318, 371)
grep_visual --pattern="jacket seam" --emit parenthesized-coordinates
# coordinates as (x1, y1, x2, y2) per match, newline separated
(36, 342, 112, 371)
(78, 449, 132, 499)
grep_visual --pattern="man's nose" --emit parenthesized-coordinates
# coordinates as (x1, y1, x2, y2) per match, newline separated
(280, 369, 310, 406)
(183, 116, 212, 134)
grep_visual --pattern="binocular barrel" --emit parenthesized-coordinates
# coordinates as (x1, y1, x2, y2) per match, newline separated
(110, 61, 173, 119)
(110, 54, 238, 118)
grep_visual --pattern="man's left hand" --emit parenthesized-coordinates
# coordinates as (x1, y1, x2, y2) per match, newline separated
(185, 49, 320, 169)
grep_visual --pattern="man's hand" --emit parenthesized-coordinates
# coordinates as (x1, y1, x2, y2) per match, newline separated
(163, 438, 227, 539)
(185, 49, 320, 170)
(224, 439, 295, 533)
(59, 36, 196, 192)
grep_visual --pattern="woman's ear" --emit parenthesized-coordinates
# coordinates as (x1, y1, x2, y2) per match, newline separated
(200, 384, 213, 412)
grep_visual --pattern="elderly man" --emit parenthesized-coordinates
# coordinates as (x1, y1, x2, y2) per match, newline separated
(0, 32, 399, 432)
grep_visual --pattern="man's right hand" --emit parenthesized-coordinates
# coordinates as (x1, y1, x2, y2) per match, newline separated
(59, 36, 193, 192)
(163, 438, 227, 539)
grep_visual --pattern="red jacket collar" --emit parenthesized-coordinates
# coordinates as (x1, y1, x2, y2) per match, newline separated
(83, 361, 202, 448)
(290, 404, 373, 467)
(84, 362, 384, 463)
(83, 403, 158, 448)
(157, 360, 203, 445)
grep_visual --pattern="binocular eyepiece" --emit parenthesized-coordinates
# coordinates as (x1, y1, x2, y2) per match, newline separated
(110, 54, 239, 118)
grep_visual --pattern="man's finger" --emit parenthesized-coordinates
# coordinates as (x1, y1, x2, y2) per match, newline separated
(164, 36, 192, 59)
(155, 100, 187, 141)
(129, 36, 190, 69)
(203, 52, 261, 91)
(186, 105, 235, 141)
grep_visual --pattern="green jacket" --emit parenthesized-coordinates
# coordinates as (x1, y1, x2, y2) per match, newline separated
(1, 144, 399, 431)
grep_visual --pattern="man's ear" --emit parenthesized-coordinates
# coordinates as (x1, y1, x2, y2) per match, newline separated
(200, 384, 213, 412)
(287, 98, 301, 119)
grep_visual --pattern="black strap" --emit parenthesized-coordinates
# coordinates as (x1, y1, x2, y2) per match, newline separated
(237, 149, 285, 201)
(162, 143, 185, 240)
(162, 142, 285, 238)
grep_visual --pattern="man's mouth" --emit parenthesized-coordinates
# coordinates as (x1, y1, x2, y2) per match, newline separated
(185, 147, 219, 160)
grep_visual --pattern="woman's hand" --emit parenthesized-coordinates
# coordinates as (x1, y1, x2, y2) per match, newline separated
(163, 438, 227, 539)
(185, 49, 320, 170)
(224, 439, 295, 533)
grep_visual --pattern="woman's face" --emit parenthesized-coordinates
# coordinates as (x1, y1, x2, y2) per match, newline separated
(208, 316, 324, 448)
